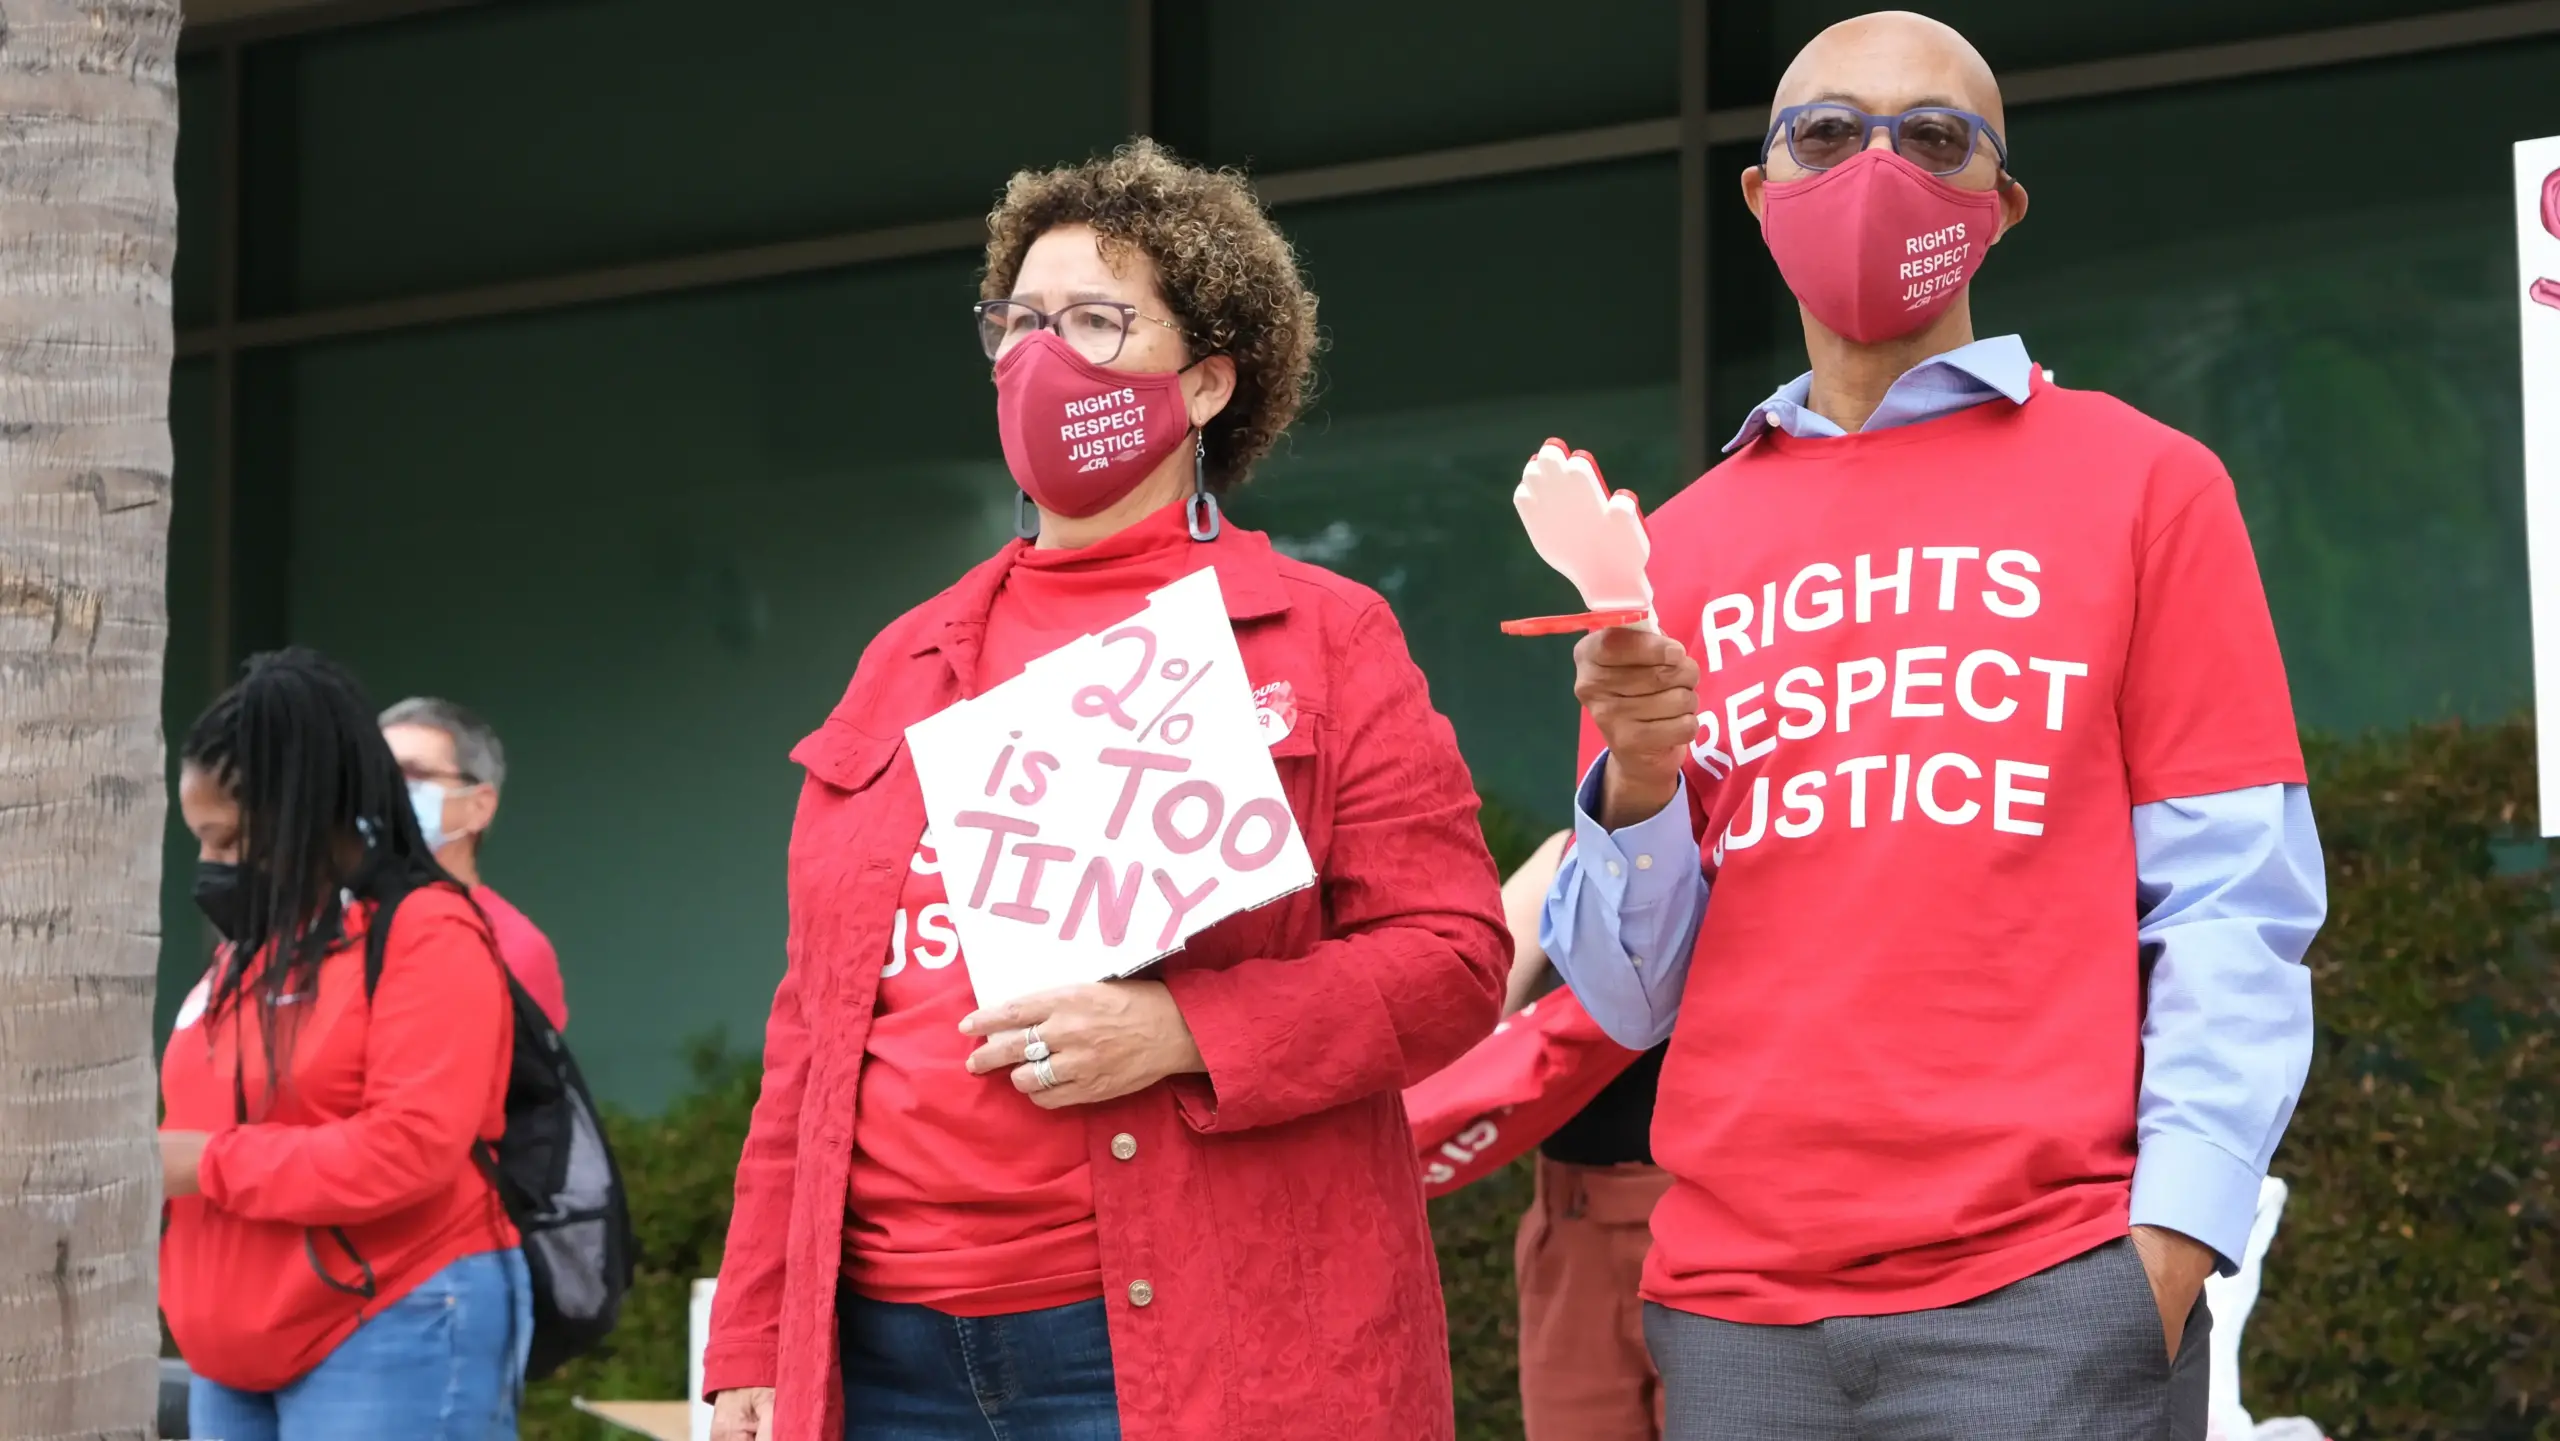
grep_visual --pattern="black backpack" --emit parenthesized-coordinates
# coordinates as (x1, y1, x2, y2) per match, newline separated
(363, 883, 636, 1380)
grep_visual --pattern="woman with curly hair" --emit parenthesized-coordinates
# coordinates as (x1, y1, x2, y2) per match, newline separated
(705, 140, 1509, 1441)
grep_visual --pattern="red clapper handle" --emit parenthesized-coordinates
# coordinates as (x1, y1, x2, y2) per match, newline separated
(1499, 607, 1654, 636)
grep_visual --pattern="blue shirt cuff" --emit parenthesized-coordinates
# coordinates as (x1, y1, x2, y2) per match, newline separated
(1570, 755, 1701, 915)
(2130, 1130, 2264, 1274)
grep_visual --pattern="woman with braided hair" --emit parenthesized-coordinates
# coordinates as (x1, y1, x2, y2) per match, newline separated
(158, 646, 529, 1441)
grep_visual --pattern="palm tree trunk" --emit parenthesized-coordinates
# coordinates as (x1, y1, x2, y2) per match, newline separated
(0, 2, 183, 1437)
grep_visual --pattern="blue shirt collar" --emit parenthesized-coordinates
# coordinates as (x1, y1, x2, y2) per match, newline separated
(1723, 334, 2037, 453)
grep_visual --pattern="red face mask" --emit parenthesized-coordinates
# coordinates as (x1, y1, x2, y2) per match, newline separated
(1759, 149, 2005, 344)
(993, 332, 1194, 519)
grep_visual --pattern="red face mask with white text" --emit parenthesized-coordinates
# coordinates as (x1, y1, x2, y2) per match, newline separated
(1759, 149, 2004, 345)
(993, 332, 1193, 519)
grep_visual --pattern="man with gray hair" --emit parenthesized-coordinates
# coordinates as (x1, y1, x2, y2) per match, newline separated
(382, 696, 569, 1030)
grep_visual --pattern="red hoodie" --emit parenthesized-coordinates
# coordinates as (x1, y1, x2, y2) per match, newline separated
(160, 884, 517, 1391)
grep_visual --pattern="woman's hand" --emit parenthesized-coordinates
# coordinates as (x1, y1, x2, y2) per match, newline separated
(961, 980, 1205, 1109)
(160, 1131, 211, 1200)
(709, 1387, 775, 1441)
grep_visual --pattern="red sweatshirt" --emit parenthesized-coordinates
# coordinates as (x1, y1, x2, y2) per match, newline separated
(1628, 381, 2303, 1321)
(160, 884, 518, 1391)
(474, 882, 568, 1030)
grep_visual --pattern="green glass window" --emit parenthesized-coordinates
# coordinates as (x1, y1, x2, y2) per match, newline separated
(1242, 161, 1680, 823)
(256, 258, 1003, 1106)
(158, 358, 219, 1040)
(1168, 0, 1677, 173)
(237, 0, 1126, 314)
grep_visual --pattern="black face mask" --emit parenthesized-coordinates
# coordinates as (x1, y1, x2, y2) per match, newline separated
(193, 860, 249, 942)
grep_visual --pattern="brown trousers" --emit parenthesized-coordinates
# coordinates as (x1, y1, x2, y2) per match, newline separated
(1515, 1155, 1676, 1441)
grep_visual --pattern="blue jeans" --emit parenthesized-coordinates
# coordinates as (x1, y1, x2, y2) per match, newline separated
(838, 1292, 1120, 1441)
(189, 1248, 531, 1441)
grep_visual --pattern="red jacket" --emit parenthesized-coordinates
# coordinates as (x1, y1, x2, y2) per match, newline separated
(705, 524, 1510, 1441)
(160, 885, 517, 1391)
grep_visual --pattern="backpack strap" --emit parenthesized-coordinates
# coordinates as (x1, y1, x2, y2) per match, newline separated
(366, 879, 509, 1001)
(317, 883, 417, 1307)
(363, 881, 521, 1238)
(362, 884, 410, 1002)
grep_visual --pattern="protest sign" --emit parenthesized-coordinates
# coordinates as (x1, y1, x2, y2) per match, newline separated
(905, 566, 1317, 1006)
(2519, 135, 2560, 832)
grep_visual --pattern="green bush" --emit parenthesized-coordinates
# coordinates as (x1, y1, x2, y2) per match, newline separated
(530, 727, 2560, 1440)
(2245, 720, 2559, 1439)
(1431, 1156, 1534, 1439)
(1433, 797, 1545, 1439)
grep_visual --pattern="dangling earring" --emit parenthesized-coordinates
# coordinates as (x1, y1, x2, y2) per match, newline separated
(1014, 489, 1039, 541)
(1185, 433, 1221, 542)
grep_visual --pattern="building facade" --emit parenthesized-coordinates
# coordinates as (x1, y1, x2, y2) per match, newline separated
(161, 0, 2560, 1106)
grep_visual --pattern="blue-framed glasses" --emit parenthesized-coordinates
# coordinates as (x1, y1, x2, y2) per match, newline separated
(1763, 103, 2009, 178)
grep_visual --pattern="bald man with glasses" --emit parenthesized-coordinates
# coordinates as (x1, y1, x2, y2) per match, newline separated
(1538, 13, 2323, 1439)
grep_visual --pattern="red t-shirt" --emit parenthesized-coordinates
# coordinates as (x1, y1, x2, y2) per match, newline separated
(1623, 381, 2305, 1323)
(473, 883, 567, 1031)
(843, 501, 1208, 1316)
(160, 886, 517, 1390)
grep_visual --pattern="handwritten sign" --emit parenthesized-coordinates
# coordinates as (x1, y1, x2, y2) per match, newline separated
(905, 566, 1317, 1006)
(2518, 136, 2560, 833)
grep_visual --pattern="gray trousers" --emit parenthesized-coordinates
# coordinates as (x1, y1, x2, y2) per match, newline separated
(1644, 1239, 2211, 1441)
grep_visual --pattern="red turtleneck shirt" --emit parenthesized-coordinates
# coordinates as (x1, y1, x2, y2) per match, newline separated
(842, 503, 1209, 1316)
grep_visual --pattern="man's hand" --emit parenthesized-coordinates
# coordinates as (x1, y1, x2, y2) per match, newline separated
(960, 980, 1205, 1109)
(2128, 1225, 2217, 1360)
(709, 1387, 775, 1441)
(1573, 627, 1700, 829)
(160, 1131, 210, 1200)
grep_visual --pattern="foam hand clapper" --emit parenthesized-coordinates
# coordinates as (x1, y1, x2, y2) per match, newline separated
(1502, 437, 1658, 635)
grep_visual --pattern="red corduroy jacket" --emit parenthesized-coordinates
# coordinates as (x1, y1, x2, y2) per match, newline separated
(703, 521, 1510, 1441)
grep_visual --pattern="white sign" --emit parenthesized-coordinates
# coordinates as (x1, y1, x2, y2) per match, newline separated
(688, 1279, 715, 1441)
(905, 566, 1317, 1006)
(2517, 135, 2560, 834)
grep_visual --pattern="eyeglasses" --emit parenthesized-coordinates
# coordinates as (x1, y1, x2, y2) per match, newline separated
(974, 299, 1186, 366)
(1763, 103, 2009, 179)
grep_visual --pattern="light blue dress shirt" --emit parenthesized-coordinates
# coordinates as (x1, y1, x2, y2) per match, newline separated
(1540, 335, 2325, 1271)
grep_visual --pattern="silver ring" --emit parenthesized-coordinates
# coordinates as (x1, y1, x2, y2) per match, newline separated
(1022, 1026, 1051, 1064)
(1032, 1056, 1060, 1089)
